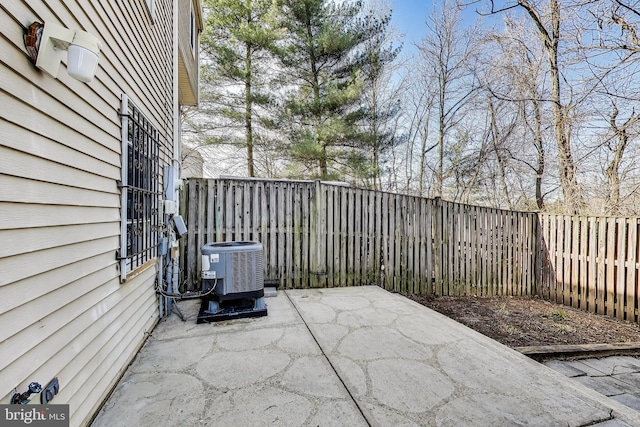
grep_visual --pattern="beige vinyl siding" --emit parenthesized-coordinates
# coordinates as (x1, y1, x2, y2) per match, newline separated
(0, 0, 175, 426)
(0, 203, 120, 229)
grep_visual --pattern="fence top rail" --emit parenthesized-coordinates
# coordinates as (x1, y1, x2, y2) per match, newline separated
(538, 213, 640, 221)
(186, 177, 542, 215)
(216, 176, 349, 186)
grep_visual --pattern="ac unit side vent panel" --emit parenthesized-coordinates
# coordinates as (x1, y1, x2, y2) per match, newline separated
(231, 251, 263, 294)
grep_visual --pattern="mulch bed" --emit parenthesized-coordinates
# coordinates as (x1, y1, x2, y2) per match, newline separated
(405, 294, 640, 348)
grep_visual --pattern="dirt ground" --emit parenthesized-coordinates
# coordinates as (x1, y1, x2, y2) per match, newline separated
(405, 294, 640, 348)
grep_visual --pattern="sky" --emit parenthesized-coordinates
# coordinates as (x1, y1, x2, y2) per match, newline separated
(385, 0, 494, 58)
(387, 0, 431, 56)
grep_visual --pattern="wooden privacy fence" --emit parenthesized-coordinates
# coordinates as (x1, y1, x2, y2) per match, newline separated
(537, 215, 640, 323)
(179, 178, 538, 296)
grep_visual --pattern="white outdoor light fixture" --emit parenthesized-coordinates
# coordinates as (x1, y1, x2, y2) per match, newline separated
(24, 21, 102, 83)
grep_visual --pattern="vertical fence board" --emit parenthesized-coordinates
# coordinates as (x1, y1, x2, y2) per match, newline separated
(268, 183, 277, 281)
(626, 219, 637, 323)
(561, 216, 570, 305)
(453, 203, 461, 296)
(433, 198, 442, 295)
(206, 180, 215, 243)
(395, 195, 403, 292)
(350, 188, 357, 287)
(636, 219, 640, 325)
(424, 200, 433, 295)
(405, 197, 413, 293)
(545, 214, 553, 299)
(486, 209, 493, 295)
(178, 176, 189, 289)
(587, 217, 596, 312)
(214, 181, 223, 243)
(243, 182, 251, 240)
(276, 183, 290, 288)
(186, 179, 198, 289)
(292, 184, 301, 288)
(394, 195, 403, 292)
(251, 181, 260, 243)
(284, 183, 293, 289)
(233, 181, 242, 241)
(326, 186, 335, 288)
(374, 191, 383, 287)
(442, 202, 451, 295)
(606, 218, 617, 316)
(362, 191, 375, 285)
(579, 218, 588, 310)
(616, 219, 627, 320)
(469, 206, 477, 295)
(416, 197, 424, 294)
(355, 189, 364, 287)
(381, 192, 390, 290)
(496, 211, 503, 296)
(196, 179, 206, 281)
(342, 187, 350, 287)
(571, 216, 580, 308)
(539, 215, 548, 299)
(453, 203, 459, 294)
(550, 215, 558, 303)
(301, 184, 310, 288)
(596, 218, 607, 315)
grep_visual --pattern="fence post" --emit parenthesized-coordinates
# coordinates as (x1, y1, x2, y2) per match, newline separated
(186, 179, 198, 291)
(178, 178, 188, 291)
(309, 179, 326, 287)
(434, 197, 443, 295)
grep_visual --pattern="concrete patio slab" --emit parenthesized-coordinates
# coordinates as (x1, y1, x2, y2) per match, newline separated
(91, 286, 640, 426)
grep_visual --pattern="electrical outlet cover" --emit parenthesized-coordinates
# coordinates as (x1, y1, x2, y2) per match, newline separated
(41, 377, 59, 404)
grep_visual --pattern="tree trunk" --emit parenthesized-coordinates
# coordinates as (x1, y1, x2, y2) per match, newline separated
(606, 106, 632, 215)
(519, 0, 583, 213)
(522, 95, 545, 210)
(529, 96, 545, 210)
(303, 2, 325, 177)
(488, 98, 513, 210)
(436, 81, 445, 198)
(245, 35, 255, 177)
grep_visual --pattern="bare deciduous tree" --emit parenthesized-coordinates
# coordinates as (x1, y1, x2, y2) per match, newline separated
(417, 0, 482, 198)
(489, 0, 584, 213)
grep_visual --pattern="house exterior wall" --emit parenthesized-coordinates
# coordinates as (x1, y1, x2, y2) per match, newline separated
(178, 0, 203, 105)
(0, 1, 186, 425)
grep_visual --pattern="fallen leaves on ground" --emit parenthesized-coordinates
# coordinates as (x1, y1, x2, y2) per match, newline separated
(405, 294, 640, 348)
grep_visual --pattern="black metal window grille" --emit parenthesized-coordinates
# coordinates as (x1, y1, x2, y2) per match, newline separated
(122, 98, 160, 275)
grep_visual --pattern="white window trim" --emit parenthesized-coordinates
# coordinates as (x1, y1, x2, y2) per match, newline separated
(145, 0, 155, 22)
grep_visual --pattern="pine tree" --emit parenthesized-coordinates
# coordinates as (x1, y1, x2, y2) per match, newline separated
(199, 0, 283, 177)
(276, 0, 390, 180)
(357, 0, 402, 189)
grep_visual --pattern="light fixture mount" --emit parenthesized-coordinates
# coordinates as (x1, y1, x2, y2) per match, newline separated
(23, 21, 102, 83)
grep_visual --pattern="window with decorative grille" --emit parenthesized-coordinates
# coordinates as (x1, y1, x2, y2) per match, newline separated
(119, 95, 160, 281)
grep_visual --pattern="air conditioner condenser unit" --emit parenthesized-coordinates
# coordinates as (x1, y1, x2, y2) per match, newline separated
(197, 241, 267, 323)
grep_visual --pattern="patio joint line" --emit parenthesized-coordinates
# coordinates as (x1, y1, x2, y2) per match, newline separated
(284, 290, 372, 427)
